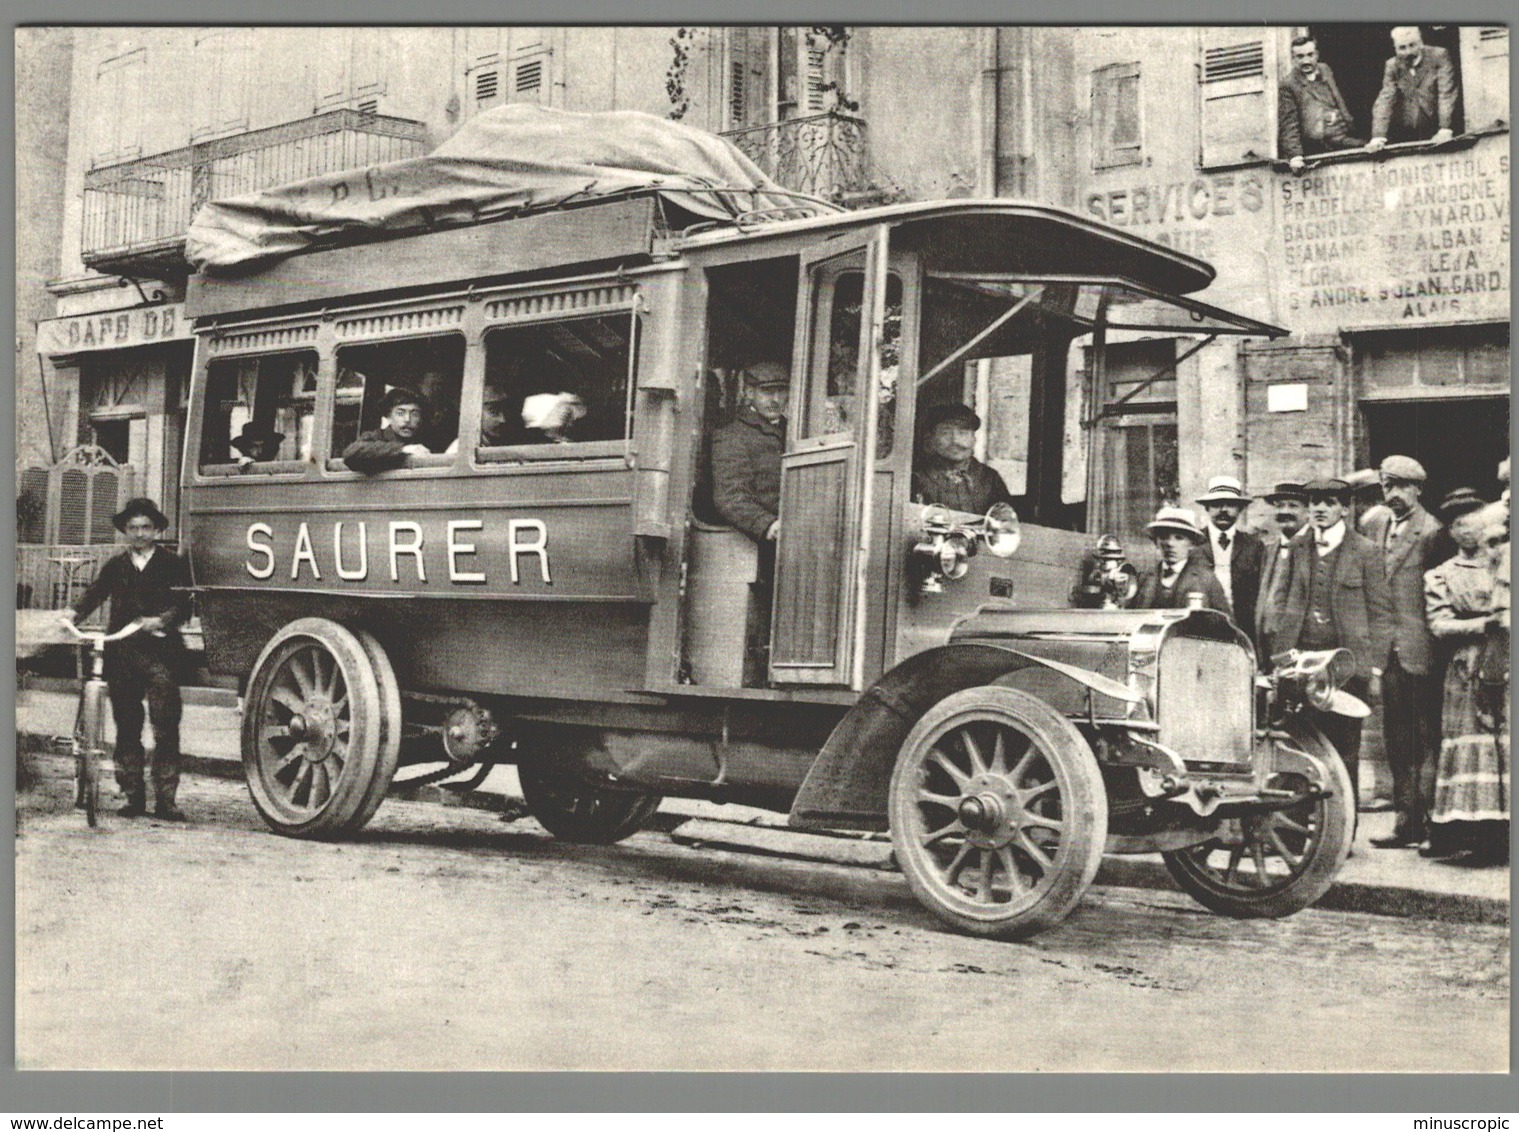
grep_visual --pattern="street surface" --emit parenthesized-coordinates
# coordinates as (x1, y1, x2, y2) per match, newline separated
(15, 754, 1510, 1072)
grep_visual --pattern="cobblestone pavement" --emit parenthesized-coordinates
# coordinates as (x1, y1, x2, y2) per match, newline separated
(15, 753, 1510, 1072)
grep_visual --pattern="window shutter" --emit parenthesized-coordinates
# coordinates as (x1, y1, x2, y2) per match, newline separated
(509, 51, 549, 104)
(192, 29, 251, 141)
(92, 49, 145, 165)
(57, 469, 89, 545)
(1461, 27, 1509, 132)
(803, 32, 828, 113)
(1198, 29, 1274, 168)
(352, 28, 386, 99)
(1092, 61, 1142, 169)
(89, 469, 120, 544)
(466, 28, 503, 67)
(474, 68, 500, 104)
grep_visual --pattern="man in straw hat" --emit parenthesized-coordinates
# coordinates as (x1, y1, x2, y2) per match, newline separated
(1271, 477, 1393, 810)
(1194, 475, 1265, 644)
(342, 386, 434, 473)
(1131, 505, 1232, 617)
(1360, 454, 1448, 848)
(1256, 480, 1310, 662)
(56, 498, 193, 820)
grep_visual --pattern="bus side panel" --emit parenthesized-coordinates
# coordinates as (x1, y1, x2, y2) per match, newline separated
(197, 590, 650, 701)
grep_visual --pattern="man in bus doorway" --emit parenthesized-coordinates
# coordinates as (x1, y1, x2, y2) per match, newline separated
(57, 498, 193, 820)
(711, 361, 789, 544)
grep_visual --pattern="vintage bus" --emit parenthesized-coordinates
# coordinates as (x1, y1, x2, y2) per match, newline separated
(181, 187, 1360, 940)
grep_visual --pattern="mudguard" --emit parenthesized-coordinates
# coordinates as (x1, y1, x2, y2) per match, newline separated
(788, 642, 1133, 831)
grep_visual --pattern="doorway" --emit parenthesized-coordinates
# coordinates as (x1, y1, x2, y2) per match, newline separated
(1361, 396, 1509, 505)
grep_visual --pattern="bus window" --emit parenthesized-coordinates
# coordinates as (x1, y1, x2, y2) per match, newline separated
(328, 335, 465, 463)
(198, 351, 318, 474)
(478, 314, 635, 456)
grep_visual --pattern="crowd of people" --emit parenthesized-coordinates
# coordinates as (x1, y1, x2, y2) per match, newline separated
(1279, 26, 1459, 173)
(1131, 457, 1510, 866)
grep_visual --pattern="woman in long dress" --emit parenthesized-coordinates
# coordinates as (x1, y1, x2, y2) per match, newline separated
(1424, 496, 1508, 863)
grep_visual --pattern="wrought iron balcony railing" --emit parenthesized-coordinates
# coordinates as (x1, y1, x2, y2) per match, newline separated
(722, 111, 870, 204)
(81, 109, 430, 276)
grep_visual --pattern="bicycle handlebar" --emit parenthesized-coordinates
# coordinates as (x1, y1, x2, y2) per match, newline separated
(60, 618, 146, 647)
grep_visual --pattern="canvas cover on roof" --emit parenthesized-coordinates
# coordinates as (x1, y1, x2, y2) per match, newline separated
(186, 104, 833, 273)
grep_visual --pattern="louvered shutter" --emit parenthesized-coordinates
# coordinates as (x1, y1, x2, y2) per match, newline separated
(89, 469, 120, 545)
(1461, 27, 1509, 132)
(1199, 29, 1275, 168)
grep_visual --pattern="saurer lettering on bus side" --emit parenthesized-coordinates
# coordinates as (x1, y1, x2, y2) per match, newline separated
(244, 520, 551, 585)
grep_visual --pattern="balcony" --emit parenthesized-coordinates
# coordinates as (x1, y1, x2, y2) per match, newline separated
(81, 109, 430, 278)
(722, 111, 876, 206)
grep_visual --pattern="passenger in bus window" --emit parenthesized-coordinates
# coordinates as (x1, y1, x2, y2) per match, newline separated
(912, 403, 1014, 516)
(447, 386, 514, 454)
(230, 423, 285, 467)
(416, 369, 460, 453)
(341, 387, 433, 473)
(521, 391, 588, 445)
(711, 362, 789, 543)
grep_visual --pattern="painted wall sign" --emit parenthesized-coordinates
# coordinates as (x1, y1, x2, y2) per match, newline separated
(1275, 145, 1510, 330)
(1084, 172, 1267, 259)
(37, 303, 189, 356)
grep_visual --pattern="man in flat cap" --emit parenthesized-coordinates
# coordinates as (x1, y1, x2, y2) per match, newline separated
(912, 403, 1015, 516)
(1256, 480, 1309, 662)
(1360, 454, 1448, 848)
(711, 361, 790, 544)
(1272, 478, 1394, 810)
(1194, 475, 1265, 644)
(1131, 505, 1232, 617)
(57, 498, 193, 820)
(342, 386, 434, 473)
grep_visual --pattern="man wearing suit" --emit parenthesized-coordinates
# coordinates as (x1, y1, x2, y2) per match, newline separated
(1359, 455, 1448, 848)
(1131, 505, 1233, 618)
(1194, 476, 1264, 645)
(1255, 480, 1309, 663)
(1367, 27, 1459, 150)
(1272, 478, 1394, 809)
(1279, 35, 1365, 173)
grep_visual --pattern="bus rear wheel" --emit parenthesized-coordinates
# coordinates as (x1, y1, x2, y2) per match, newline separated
(517, 753, 662, 845)
(243, 618, 401, 838)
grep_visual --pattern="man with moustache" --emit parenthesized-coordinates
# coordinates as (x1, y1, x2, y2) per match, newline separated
(711, 361, 790, 545)
(1367, 26, 1459, 150)
(1194, 475, 1265, 644)
(1255, 480, 1309, 662)
(1272, 478, 1394, 810)
(911, 403, 1015, 516)
(1279, 35, 1365, 173)
(1359, 455, 1448, 848)
(342, 386, 434, 473)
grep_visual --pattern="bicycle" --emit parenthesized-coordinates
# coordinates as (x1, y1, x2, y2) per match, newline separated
(56, 618, 143, 827)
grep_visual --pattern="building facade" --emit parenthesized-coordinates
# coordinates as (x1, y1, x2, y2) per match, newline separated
(19, 24, 1511, 574)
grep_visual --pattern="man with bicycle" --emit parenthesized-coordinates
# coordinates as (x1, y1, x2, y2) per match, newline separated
(58, 498, 192, 820)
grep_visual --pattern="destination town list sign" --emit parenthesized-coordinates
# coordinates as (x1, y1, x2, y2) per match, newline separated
(1277, 146, 1510, 330)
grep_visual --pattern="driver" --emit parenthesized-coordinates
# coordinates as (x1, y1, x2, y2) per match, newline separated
(912, 403, 1014, 515)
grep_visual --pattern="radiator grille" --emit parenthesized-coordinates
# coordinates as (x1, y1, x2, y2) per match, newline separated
(1156, 634, 1253, 766)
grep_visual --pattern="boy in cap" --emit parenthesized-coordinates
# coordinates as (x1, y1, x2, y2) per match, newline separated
(911, 403, 1014, 516)
(1360, 455, 1447, 848)
(1131, 505, 1232, 617)
(342, 386, 434, 473)
(1272, 478, 1394, 810)
(1256, 480, 1308, 661)
(1194, 475, 1265, 645)
(57, 498, 193, 820)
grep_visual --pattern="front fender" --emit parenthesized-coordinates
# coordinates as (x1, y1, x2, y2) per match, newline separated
(787, 642, 1128, 831)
